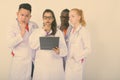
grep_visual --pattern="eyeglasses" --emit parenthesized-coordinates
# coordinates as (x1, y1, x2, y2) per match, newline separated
(43, 16, 53, 20)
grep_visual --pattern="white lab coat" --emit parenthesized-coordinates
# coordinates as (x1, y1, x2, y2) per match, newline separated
(57, 25, 72, 44)
(7, 19, 38, 80)
(65, 25, 91, 80)
(58, 25, 72, 70)
(29, 27, 68, 80)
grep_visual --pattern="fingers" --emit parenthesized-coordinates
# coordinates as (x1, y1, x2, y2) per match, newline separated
(53, 47, 58, 51)
(53, 47, 60, 54)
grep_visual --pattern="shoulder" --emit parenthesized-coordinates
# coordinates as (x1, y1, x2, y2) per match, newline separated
(80, 26, 90, 37)
(56, 28, 62, 34)
(57, 24, 61, 29)
(33, 27, 42, 33)
(81, 26, 89, 33)
(29, 21, 37, 25)
(9, 20, 19, 31)
(67, 25, 72, 32)
(29, 21, 39, 28)
(55, 28, 64, 37)
(33, 27, 46, 36)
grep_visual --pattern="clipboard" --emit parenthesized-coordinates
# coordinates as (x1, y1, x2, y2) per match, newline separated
(39, 37, 59, 50)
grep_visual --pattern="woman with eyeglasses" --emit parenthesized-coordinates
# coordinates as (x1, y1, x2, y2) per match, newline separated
(29, 9, 67, 80)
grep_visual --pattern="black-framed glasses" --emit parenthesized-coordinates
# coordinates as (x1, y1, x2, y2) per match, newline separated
(43, 16, 53, 20)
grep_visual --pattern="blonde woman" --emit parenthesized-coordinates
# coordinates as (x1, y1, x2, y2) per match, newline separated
(65, 8, 91, 80)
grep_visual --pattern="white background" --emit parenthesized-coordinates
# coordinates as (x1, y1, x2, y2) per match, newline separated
(0, 0, 120, 80)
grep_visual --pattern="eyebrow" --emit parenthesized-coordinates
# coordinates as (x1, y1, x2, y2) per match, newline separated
(44, 16, 52, 17)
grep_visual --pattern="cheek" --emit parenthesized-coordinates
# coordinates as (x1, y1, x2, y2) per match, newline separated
(17, 17, 22, 22)
(50, 20, 53, 23)
(43, 19, 47, 23)
(71, 18, 75, 23)
(25, 18, 30, 21)
(17, 15, 21, 20)
(73, 18, 77, 23)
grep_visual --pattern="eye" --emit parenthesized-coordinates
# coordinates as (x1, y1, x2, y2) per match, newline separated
(21, 14, 24, 16)
(60, 16, 69, 19)
(43, 16, 53, 19)
(25, 15, 29, 18)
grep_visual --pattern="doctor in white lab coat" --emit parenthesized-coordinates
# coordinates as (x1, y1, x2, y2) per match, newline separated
(58, 9, 72, 71)
(65, 8, 91, 80)
(29, 9, 67, 80)
(7, 3, 38, 80)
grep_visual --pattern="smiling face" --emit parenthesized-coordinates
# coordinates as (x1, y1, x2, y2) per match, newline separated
(17, 8, 31, 24)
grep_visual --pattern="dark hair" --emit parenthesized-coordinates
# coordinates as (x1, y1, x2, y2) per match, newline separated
(19, 3, 32, 13)
(60, 9, 70, 20)
(43, 9, 57, 35)
(61, 9, 69, 14)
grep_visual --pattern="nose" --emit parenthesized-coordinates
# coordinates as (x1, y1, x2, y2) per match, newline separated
(20, 16, 25, 21)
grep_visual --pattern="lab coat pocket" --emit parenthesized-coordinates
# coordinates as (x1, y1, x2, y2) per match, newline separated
(73, 61, 82, 72)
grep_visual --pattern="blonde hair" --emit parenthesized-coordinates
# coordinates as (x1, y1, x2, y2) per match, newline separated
(71, 8, 86, 27)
